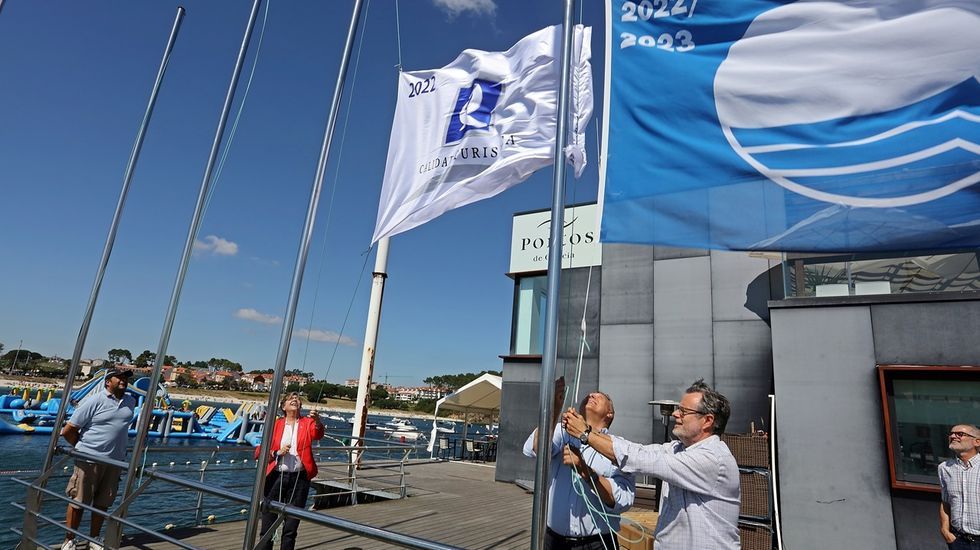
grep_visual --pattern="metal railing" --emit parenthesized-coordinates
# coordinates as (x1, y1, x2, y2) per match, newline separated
(10, 434, 457, 549)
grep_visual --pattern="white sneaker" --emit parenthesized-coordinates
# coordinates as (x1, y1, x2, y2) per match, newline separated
(60, 540, 77, 550)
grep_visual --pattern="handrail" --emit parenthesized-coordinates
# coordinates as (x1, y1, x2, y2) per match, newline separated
(9, 478, 200, 550)
(11, 436, 442, 548)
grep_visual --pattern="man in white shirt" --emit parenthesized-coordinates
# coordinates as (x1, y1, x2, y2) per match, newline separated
(563, 379, 740, 549)
(939, 424, 980, 549)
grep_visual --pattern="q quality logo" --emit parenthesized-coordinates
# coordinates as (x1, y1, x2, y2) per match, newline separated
(714, 1, 980, 208)
(445, 79, 503, 144)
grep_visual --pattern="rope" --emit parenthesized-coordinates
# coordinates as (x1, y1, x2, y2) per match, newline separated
(202, 0, 273, 216)
(297, 0, 373, 384)
(311, 245, 373, 405)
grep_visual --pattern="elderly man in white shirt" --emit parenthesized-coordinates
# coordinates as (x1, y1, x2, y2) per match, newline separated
(563, 379, 741, 549)
(938, 423, 980, 549)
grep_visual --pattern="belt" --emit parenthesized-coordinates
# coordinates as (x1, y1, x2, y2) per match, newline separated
(954, 530, 979, 543)
(545, 527, 613, 544)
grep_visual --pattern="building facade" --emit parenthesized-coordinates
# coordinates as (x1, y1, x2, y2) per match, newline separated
(496, 203, 980, 550)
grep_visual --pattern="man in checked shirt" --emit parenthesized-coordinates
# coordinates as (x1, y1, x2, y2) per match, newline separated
(564, 379, 740, 549)
(939, 424, 980, 549)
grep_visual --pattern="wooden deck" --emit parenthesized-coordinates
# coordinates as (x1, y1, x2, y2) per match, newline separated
(122, 460, 534, 549)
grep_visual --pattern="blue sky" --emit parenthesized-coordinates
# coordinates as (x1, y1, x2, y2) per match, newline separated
(0, 0, 605, 385)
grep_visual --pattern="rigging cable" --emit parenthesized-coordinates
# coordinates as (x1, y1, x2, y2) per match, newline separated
(297, 0, 374, 390)
(202, 0, 273, 216)
(394, 0, 404, 71)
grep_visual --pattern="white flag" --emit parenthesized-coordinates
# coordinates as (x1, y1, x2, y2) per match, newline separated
(372, 25, 593, 244)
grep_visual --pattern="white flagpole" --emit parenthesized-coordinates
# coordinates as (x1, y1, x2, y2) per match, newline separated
(530, 2, 576, 549)
(351, 237, 390, 465)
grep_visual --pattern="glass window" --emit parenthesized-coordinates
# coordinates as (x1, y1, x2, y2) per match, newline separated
(785, 252, 980, 298)
(511, 275, 547, 355)
(878, 365, 980, 491)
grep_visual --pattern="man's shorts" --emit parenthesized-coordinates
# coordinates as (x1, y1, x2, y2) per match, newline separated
(65, 461, 122, 510)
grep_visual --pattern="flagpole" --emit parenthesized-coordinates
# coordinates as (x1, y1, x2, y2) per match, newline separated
(530, 2, 576, 549)
(351, 236, 390, 466)
(104, 2, 263, 546)
(19, 8, 186, 548)
(242, 1, 366, 546)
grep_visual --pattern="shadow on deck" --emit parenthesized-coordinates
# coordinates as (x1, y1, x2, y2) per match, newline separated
(122, 460, 532, 550)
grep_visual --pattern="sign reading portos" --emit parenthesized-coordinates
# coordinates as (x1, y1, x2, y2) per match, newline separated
(510, 203, 601, 274)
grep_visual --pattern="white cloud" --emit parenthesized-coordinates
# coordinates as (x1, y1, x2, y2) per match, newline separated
(295, 328, 357, 347)
(193, 235, 239, 256)
(432, 0, 496, 18)
(234, 308, 282, 325)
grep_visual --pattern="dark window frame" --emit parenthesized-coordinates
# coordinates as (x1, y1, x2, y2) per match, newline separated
(877, 364, 980, 493)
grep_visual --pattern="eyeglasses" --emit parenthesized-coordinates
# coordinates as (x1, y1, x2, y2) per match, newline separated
(949, 431, 980, 439)
(674, 405, 705, 419)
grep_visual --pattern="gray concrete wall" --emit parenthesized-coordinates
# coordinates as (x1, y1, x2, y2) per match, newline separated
(870, 300, 980, 363)
(892, 493, 946, 550)
(496, 360, 543, 484)
(710, 251, 775, 433)
(771, 306, 898, 550)
(599, 244, 655, 444)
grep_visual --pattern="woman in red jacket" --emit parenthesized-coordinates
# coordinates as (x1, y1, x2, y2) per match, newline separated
(257, 392, 324, 550)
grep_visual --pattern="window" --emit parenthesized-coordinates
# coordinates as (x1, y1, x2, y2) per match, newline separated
(785, 252, 980, 298)
(878, 365, 980, 492)
(511, 275, 547, 355)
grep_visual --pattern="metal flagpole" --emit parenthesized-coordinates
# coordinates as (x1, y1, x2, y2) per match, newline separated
(351, 236, 390, 465)
(242, 1, 365, 547)
(18, 7, 186, 549)
(530, 2, 576, 549)
(104, 1, 263, 546)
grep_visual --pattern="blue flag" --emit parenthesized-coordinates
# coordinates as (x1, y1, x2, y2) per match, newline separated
(600, 0, 980, 252)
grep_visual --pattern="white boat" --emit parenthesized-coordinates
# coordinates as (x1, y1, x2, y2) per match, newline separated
(434, 422, 454, 433)
(387, 420, 415, 430)
(326, 414, 346, 422)
(390, 429, 425, 441)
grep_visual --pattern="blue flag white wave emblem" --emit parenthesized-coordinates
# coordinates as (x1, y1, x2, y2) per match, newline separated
(601, 0, 980, 252)
(446, 80, 502, 144)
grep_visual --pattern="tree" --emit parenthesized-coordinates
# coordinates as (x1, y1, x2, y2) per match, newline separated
(163, 355, 177, 366)
(208, 357, 243, 372)
(370, 386, 390, 401)
(423, 370, 502, 391)
(249, 368, 274, 374)
(107, 348, 132, 364)
(2, 349, 42, 369)
(0, 343, 5, 356)
(135, 350, 156, 368)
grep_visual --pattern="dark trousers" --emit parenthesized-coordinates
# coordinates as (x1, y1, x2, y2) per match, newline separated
(259, 470, 311, 550)
(950, 534, 980, 550)
(544, 527, 617, 550)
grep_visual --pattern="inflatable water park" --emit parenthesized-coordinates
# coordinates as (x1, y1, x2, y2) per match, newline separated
(0, 369, 266, 445)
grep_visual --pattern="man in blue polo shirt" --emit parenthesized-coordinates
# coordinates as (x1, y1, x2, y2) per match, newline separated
(60, 368, 136, 550)
(524, 378, 635, 549)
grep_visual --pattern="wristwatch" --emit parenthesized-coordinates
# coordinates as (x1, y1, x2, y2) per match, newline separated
(579, 425, 593, 445)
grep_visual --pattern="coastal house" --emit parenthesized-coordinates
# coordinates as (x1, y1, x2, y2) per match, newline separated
(240, 373, 268, 391)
